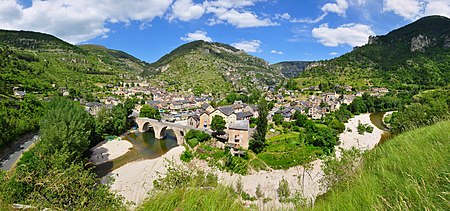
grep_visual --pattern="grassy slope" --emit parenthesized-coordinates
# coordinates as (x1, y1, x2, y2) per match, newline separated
(312, 120, 450, 210)
(137, 185, 245, 211)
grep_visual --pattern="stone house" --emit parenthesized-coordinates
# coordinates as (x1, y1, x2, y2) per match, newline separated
(226, 120, 250, 150)
(187, 115, 200, 128)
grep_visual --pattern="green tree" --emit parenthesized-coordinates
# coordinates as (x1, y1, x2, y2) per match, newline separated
(39, 97, 93, 158)
(211, 115, 226, 135)
(250, 96, 268, 154)
(273, 113, 284, 125)
(140, 104, 161, 120)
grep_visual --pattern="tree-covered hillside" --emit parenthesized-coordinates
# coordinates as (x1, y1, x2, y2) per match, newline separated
(141, 40, 285, 95)
(294, 15, 450, 91)
(0, 30, 148, 97)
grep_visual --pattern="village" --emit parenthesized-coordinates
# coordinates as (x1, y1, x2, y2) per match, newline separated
(79, 80, 389, 150)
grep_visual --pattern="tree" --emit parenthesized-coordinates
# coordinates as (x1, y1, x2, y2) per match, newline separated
(39, 97, 94, 158)
(140, 104, 161, 120)
(273, 113, 284, 125)
(250, 96, 268, 154)
(293, 111, 308, 127)
(210, 115, 226, 135)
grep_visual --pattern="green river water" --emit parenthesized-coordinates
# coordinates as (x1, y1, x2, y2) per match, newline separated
(94, 130, 178, 178)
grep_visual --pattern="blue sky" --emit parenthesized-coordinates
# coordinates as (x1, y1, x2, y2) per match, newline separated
(1, 0, 450, 64)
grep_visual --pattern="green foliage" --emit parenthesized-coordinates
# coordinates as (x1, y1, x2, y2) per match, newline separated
(138, 185, 243, 211)
(0, 94, 43, 149)
(356, 121, 374, 135)
(140, 160, 244, 210)
(258, 132, 323, 169)
(255, 184, 264, 199)
(313, 121, 450, 210)
(0, 97, 124, 210)
(141, 40, 283, 95)
(273, 113, 284, 125)
(180, 148, 194, 162)
(38, 97, 93, 158)
(305, 124, 337, 155)
(298, 16, 450, 91)
(250, 96, 269, 154)
(277, 178, 291, 201)
(185, 130, 211, 143)
(139, 104, 161, 120)
(186, 138, 199, 148)
(210, 115, 226, 134)
(390, 89, 450, 134)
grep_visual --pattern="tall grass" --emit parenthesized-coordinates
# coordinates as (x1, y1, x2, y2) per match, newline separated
(312, 121, 450, 210)
(137, 185, 245, 211)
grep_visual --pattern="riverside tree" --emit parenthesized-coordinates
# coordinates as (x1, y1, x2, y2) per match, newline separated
(140, 104, 161, 120)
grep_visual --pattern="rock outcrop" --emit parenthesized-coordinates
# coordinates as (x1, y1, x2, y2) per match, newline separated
(410, 34, 432, 52)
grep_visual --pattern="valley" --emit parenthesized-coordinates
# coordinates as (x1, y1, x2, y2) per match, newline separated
(0, 13, 449, 211)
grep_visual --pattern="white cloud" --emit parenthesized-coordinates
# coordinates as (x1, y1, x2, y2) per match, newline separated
(383, 0, 422, 20)
(291, 13, 328, 24)
(232, 40, 262, 53)
(204, 0, 278, 28)
(312, 23, 375, 47)
(213, 9, 277, 28)
(170, 0, 205, 21)
(329, 52, 339, 55)
(322, 0, 349, 16)
(180, 30, 212, 42)
(271, 50, 284, 55)
(0, 0, 174, 44)
(424, 0, 450, 17)
(275, 13, 291, 20)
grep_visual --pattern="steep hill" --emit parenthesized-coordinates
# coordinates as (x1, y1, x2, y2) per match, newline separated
(0, 30, 147, 97)
(312, 120, 450, 210)
(294, 15, 450, 90)
(271, 61, 312, 78)
(141, 40, 284, 95)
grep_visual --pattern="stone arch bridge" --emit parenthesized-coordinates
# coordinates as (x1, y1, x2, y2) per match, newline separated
(135, 117, 210, 145)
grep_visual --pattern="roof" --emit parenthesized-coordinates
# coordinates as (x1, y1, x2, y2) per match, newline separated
(228, 120, 249, 130)
(201, 102, 211, 109)
(188, 115, 200, 121)
(236, 111, 253, 120)
(86, 102, 103, 107)
(217, 106, 235, 116)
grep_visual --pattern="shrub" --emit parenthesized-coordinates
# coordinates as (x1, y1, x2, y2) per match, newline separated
(277, 178, 291, 201)
(186, 138, 199, 148)
(180, 149, 194, 162)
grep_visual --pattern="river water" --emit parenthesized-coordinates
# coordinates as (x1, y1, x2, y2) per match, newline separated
(370, 111, 392, 144)
(94, 130, 178, 177)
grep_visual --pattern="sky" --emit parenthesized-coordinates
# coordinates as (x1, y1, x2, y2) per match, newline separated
(1, 0, 450, 64)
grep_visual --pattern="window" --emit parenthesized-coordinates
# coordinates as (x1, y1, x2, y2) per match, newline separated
(234, 134, 240, 143)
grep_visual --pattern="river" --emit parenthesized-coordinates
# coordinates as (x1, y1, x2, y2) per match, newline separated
(94, 130, 178, 177)
(370, 111, 392, 144)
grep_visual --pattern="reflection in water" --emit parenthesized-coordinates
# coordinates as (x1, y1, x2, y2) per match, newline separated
(94, 129, 178, 178)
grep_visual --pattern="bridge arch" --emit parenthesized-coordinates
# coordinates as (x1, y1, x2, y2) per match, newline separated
(136, 117, 211, 147)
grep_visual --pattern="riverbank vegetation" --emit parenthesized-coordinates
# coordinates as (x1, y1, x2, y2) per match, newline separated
(139, 161, 244, 211)
(312, 120, 450, 210)
(0, 97, 125, 210)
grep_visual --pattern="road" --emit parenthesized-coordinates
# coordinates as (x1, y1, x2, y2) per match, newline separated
(0, 133, 39, 171)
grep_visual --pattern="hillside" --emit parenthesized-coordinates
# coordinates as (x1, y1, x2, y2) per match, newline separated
(312, 120, 450, 210)
(294, 15, 450, 90)
(0, 30, 147, 97)
(141, 40, 285, 95)
(271, 61, 312, 78)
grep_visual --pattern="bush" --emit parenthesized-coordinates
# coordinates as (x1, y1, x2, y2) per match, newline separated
(357, 121, 374, 135)
(277, 178, 291, 201)
(186, 138, 199, 148)
(181, 149, 194, 162)
(185, 130, 211, 143)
